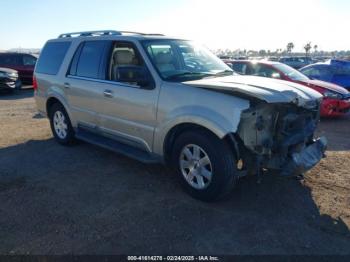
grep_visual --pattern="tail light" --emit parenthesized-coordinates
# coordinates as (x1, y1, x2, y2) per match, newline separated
(33, 75, 38, 90)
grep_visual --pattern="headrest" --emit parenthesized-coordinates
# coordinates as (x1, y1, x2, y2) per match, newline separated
(114, 50, 134, 64)
(155, 52, 173, 64)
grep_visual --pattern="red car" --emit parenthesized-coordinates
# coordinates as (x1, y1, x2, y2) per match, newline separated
(229, 60, 350, 117)
(0, 53, 37, 85)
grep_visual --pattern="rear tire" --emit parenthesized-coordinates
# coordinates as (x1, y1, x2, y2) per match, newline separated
(171, 130, 238, 201)
(48, 103, 75, 145)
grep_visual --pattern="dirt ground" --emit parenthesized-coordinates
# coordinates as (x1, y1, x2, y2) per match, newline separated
(0, 89, 349, 255)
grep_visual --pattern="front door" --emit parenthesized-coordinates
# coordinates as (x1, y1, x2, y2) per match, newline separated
(97, 41, 159, 152)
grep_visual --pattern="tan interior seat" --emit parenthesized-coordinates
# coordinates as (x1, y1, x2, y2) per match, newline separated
(155, 52, 175, 73)
(112, 50, 135, 81)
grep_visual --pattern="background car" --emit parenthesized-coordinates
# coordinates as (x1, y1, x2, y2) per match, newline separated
(0, 53, 37, 85)
(0, 67, 21, 92)
(279, 56, 313, 69)
(230, 60, 350, 117)
(300, 59, 350, 90)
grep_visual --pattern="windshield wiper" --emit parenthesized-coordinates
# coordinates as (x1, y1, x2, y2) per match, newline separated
(215, 70, 234, 76)
(165, 72, 214, 80)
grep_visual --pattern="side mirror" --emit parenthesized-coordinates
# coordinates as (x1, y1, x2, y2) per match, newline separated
(116, 66, 155, 89)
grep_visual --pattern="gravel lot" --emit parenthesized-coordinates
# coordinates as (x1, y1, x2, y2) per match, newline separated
(0, 89, 349, 255)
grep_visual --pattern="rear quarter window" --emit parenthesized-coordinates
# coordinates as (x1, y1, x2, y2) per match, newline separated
(35, 41, 71, 75)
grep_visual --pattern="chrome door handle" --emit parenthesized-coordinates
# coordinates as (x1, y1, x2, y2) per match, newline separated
(103, 90, 113, 98)
(64, 82, 70, 89)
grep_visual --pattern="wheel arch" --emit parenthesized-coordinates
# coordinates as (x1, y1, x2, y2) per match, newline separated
(162, 122, 240, 164)
(45, 95, 75, 126)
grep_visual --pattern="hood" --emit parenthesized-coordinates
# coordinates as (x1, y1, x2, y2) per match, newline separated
(301, 79, 349, 95)
(184, 75, 322, 108)
(0, 67, 18, 74)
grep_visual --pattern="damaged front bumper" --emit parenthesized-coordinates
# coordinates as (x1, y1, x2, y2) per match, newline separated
(236, 102, 327, 177)
(281, 137, 327, 176)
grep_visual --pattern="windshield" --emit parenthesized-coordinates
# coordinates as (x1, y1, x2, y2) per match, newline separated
(274, 63, 310, 81)
(141, 40, 233, 81)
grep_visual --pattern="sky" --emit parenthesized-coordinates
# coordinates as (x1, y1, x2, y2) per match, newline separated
(0, 0, 349, 51)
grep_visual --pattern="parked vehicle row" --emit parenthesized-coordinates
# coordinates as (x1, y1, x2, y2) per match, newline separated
(0, 52, 37, 85)
(229, 60, 350, 117)
(34, 30, 327, 201)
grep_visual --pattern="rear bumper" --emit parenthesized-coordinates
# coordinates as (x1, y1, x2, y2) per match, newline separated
(281, 137, 327, 176)
(320, 98, 350, 117)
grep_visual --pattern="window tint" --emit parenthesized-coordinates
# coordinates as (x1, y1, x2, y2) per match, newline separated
(36, 42, 71, 75)
(22, 55, 37, 66)
(75, 41, 107, 79)
(0, 54, 18, 66)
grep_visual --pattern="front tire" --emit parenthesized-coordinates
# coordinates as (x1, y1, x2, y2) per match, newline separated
(171, 130, 238, 201)
(48, 103, 75, 145)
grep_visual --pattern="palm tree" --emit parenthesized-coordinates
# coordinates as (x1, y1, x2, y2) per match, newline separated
(287, 42, 294, 54)
(304, 42, 312, 57)
(313, 44, 318, 53)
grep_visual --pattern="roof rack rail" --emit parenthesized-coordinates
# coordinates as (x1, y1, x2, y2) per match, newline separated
(58, 30, 122, 38)
(58, 30, 164, 38)
(118, 31, 164, 36)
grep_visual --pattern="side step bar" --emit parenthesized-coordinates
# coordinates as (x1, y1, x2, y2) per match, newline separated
(75, 128, 160, 164)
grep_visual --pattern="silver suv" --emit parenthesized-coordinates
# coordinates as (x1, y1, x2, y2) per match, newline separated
(34, 30, 327, 201)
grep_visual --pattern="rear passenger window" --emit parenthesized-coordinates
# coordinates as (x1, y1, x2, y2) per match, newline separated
(22, 55, 37, 66)
(75, 41, 107, 79)
(36, 42, 71, 75)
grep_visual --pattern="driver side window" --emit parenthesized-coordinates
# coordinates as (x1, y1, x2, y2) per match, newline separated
(108, 42, 154, 89)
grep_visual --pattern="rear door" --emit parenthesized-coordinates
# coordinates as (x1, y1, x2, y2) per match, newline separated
(65, 40, 110, 129)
